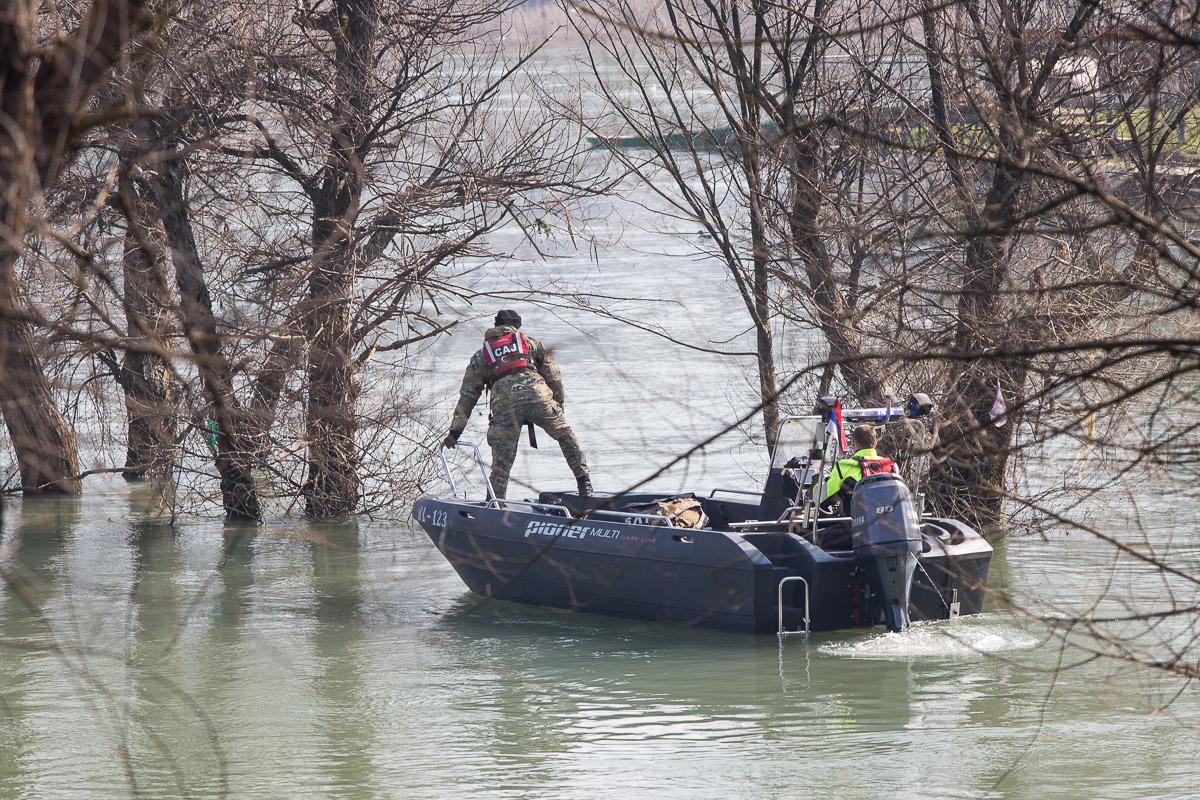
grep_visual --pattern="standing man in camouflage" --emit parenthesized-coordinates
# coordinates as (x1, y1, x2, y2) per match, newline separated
(443, 310, 592, 499)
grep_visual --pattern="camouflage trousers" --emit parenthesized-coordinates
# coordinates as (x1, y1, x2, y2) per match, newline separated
(487, 378, 588, 499)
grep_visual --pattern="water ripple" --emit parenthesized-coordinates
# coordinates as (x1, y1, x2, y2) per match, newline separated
(818, 618, 1042, 659)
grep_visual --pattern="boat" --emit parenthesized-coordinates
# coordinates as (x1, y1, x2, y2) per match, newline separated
(414, 395, 992, 635)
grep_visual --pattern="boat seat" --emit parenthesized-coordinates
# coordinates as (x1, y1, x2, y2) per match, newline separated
(537, 491, 605, 517)
(759, 471, 803, 521)
(815, 520, 853, 550)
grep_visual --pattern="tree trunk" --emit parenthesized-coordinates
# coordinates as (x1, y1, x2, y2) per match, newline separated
(739, 92, 780, 451)
(303, 221, 361, 520)
(927, 154, 1026, 529)
(918, 2, 1099, 531)
(117, 175, 179, 480)
(247, 326, 303, 458)
(148, 155, 261, 520)
(0, 255, 81, 494)
(301, 0, 378, 518)
(0, 0, 153, 495)
(750, 208, 780, 452)
(0, 174, 79, 494)
(787, 133, 883, 405)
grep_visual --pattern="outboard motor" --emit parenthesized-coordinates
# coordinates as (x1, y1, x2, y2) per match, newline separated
(850, 474, 922, 632)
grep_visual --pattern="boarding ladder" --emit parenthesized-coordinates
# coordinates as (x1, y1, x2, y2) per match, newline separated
(777, 576, 810, 636)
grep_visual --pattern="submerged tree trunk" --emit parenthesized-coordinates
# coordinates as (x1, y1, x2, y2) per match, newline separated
(304, 223, 361, 520)
(116, 175, 179, 480)
(148, 155, 261, 520)
(0, 86, 81, 492)
(0, 14, 93, 496)
(0, 260, 81, 494)
(0, 0, 155, 494)
(0, 176, 81, 495)
(301, 0, 378, 518)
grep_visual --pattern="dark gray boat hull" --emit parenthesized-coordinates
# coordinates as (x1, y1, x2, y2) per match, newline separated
(414, 494, 991, 634)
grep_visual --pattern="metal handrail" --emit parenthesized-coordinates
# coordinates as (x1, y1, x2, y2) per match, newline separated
(708, 488, 762, 498)
(728, 505, 803, 531)
(777, 505, 805, 523)
(487, 499, 573, 517)
(588, 509, 676, 527)
(438, 439, 496, 502)
(777, 576, 810, 635)
(437, 448, 457, 495)
(729, 512, 851, 538)
(728, 519, 784, 530)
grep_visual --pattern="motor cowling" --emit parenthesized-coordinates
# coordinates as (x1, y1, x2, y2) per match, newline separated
(850, 473, 921, 632)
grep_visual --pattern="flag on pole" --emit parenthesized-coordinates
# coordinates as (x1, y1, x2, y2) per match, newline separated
(826, 399, 849, 453)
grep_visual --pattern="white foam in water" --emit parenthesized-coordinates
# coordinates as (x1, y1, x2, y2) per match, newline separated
(819, 619, 1041, 659)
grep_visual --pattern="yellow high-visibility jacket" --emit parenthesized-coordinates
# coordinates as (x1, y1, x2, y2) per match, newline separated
(824, 448, 880, 499)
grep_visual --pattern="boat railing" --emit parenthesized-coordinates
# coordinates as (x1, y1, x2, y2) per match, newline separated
(729, 511, 853, 551)
(727, 505, 806, 531)
(708, 488, 762, 499)
(727, 520, 782, 530)
(487, 499, 574, 517)
(438, 439, 497, 503)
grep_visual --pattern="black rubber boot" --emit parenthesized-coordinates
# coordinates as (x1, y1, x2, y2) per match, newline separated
(576, 475, 593, 497)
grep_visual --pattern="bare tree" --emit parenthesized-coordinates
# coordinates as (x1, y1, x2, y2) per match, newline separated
(203, 0, 597, 516)
(111, 165, 180, 480)
(19, 0, 598, 517)
(569, 1, 786, 448)
(0, 0, 157, 493)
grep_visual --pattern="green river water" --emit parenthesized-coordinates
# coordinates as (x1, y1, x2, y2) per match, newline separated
(1, 480, 1196, 799)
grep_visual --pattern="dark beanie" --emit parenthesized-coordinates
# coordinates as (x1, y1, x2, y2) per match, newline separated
(495, 309, 522, 328)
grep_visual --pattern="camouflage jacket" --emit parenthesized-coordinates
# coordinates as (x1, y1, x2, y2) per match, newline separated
(450, 326, 566, 430)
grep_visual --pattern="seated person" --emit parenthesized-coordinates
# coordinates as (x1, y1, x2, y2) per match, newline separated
(821, 424, 898, 514)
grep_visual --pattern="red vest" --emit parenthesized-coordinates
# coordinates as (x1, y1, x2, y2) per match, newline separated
(483, 330, 532, 382)
(856, 455, 898, 477)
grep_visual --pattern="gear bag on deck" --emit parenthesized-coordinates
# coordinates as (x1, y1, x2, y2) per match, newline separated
(625, 496, 709, 530)
(483, 330, 532, 383)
